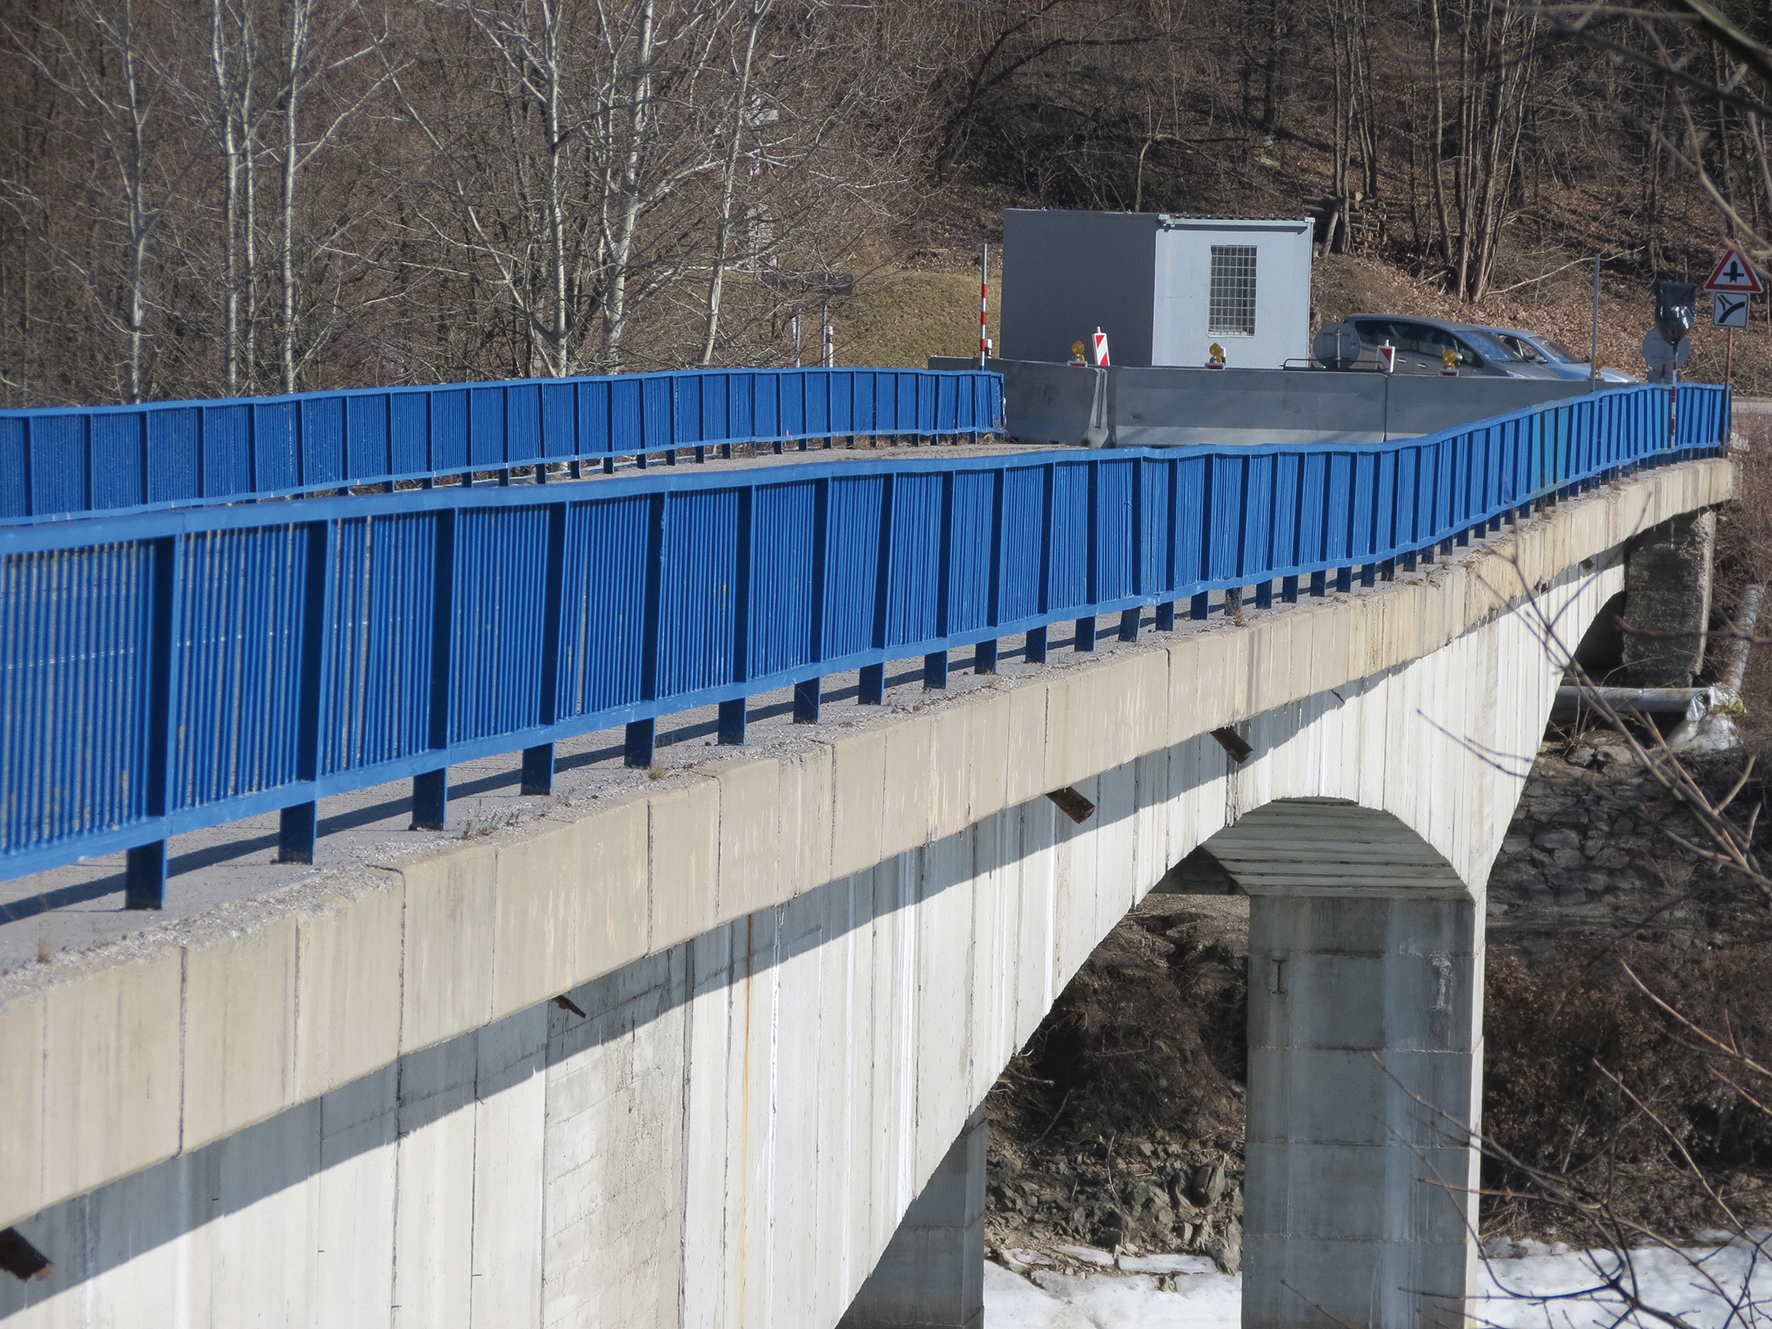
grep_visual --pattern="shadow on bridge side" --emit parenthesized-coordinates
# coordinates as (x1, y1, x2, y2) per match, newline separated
(2, 675, 1336, 1323)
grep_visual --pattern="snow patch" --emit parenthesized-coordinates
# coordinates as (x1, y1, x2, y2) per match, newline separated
(986, 1242, 1772, 1329)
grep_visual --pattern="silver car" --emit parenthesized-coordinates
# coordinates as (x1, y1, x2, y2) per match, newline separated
(1467, 325, 1639, 383)
(1316, 314, 1566, 378)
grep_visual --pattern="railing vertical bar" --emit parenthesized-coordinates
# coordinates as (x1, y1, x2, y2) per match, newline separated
(860, 473, 895, 704)
(124, 534, 184, 909)
(412, 508, 457, 829)
(278, 518, 336, 861)
(926, 470, 955, 686)
(625, 492, 667, 766)
(520, 501, 569, 795)
(719, 484, 755, 744)
(979, 468, 1005, 673)
(797, 478, 830, 722)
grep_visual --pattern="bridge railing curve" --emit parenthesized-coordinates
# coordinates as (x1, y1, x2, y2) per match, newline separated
(0, 366, 1006, 523)
(0, 382, 1730, 905)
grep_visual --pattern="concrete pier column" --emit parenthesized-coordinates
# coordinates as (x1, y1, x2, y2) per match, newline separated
(1243, 893, 1481, 1329)
(840, 1106, 986, 1329)
(1621, 510, 1715, 685)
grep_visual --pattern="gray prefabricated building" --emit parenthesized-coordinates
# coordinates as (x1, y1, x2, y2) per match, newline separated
(1000, 210, 1314, 369)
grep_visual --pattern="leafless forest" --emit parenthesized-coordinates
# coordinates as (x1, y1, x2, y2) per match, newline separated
(1, 0, 1767, 407)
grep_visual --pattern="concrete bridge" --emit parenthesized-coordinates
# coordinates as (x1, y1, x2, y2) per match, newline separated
(0, 371, 1735, 1328)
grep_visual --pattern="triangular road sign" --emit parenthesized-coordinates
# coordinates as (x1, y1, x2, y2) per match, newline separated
(1704, 244, 1765, 294)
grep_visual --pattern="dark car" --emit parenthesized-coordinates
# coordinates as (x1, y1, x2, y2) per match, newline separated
(1314, 314, 1565, 378)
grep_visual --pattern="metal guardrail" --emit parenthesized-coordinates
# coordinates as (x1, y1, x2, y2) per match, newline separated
(0, 382, 1729, 905)
(0, 366, 1005, 523)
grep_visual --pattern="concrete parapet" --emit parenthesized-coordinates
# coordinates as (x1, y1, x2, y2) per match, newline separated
(39, 945, 183, 1206)
(0, 456, 1734, 1242)
(294, 875, 405, 1100)
(182, 913, 298, 1148)
(0, 990, 44, 1219)
(398, 841, 498, 1053)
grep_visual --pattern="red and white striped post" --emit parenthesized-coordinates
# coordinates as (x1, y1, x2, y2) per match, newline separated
(980, 243, 989, 368)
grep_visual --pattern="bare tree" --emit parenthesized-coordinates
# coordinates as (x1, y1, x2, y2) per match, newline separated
(4, 0, 177, 401)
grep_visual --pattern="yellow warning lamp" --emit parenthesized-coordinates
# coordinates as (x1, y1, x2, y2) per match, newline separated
(1440, 346, 1459, 376)
(1207, 342, 1226, 369)
(1069, 340, 1087, 366)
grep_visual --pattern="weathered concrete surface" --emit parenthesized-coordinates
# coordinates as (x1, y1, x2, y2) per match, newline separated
(840, 1107, 987, 1329)
(1237, 879, 1482, 1329)
(0, 458, 1734, 1328)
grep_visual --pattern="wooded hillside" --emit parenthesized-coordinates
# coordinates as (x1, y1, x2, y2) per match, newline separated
(1, 0, 1767, 406)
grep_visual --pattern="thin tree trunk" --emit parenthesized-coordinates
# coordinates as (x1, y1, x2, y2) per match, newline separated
(603, 0, 655, 372)
(700, 0, 766, 365)
(280, 0, 311, 394)
(211, 0, 242, 394)
(121, 3, 150, 402)
(1427, 0, 1455, 268)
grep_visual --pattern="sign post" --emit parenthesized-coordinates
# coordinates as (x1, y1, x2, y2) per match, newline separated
(1703, 243, 1762, 389)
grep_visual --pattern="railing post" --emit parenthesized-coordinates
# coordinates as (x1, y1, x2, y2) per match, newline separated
(520, 501, 568, 795)
(978, 469, 1004, 673)
(1155, 602, 1176, 630)
(125, 534, 183, 909)
(412, 508, 457, 830)
(1027, 462, 1055, 660)
(719, 485, 755, 744)
(927, 472, 954, 685)
(1077, 458, 1098, 652)
(859, 664, 886, 704)
(279, 518, 335, 861)
(862, 473, 895, 704)
(626, 492, 667, 767)
(798, 479, 829, 720)
(1281, 576, 1299, 603)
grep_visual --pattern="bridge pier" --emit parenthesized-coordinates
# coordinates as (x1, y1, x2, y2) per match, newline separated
(1239, 890, 1481, 1329)
(839, 1107, 987, 1329)
(1621, 511, 1715, 686)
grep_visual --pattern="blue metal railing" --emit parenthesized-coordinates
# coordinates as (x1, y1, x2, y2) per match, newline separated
(0, 366, 1005, 523)
(0, 382, 1729, 904)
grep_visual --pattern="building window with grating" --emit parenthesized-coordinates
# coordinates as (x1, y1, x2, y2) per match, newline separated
(1208, 245, 1258, 337)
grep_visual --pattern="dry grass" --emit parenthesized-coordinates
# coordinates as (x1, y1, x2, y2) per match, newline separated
(834, 266, 1002, 370)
